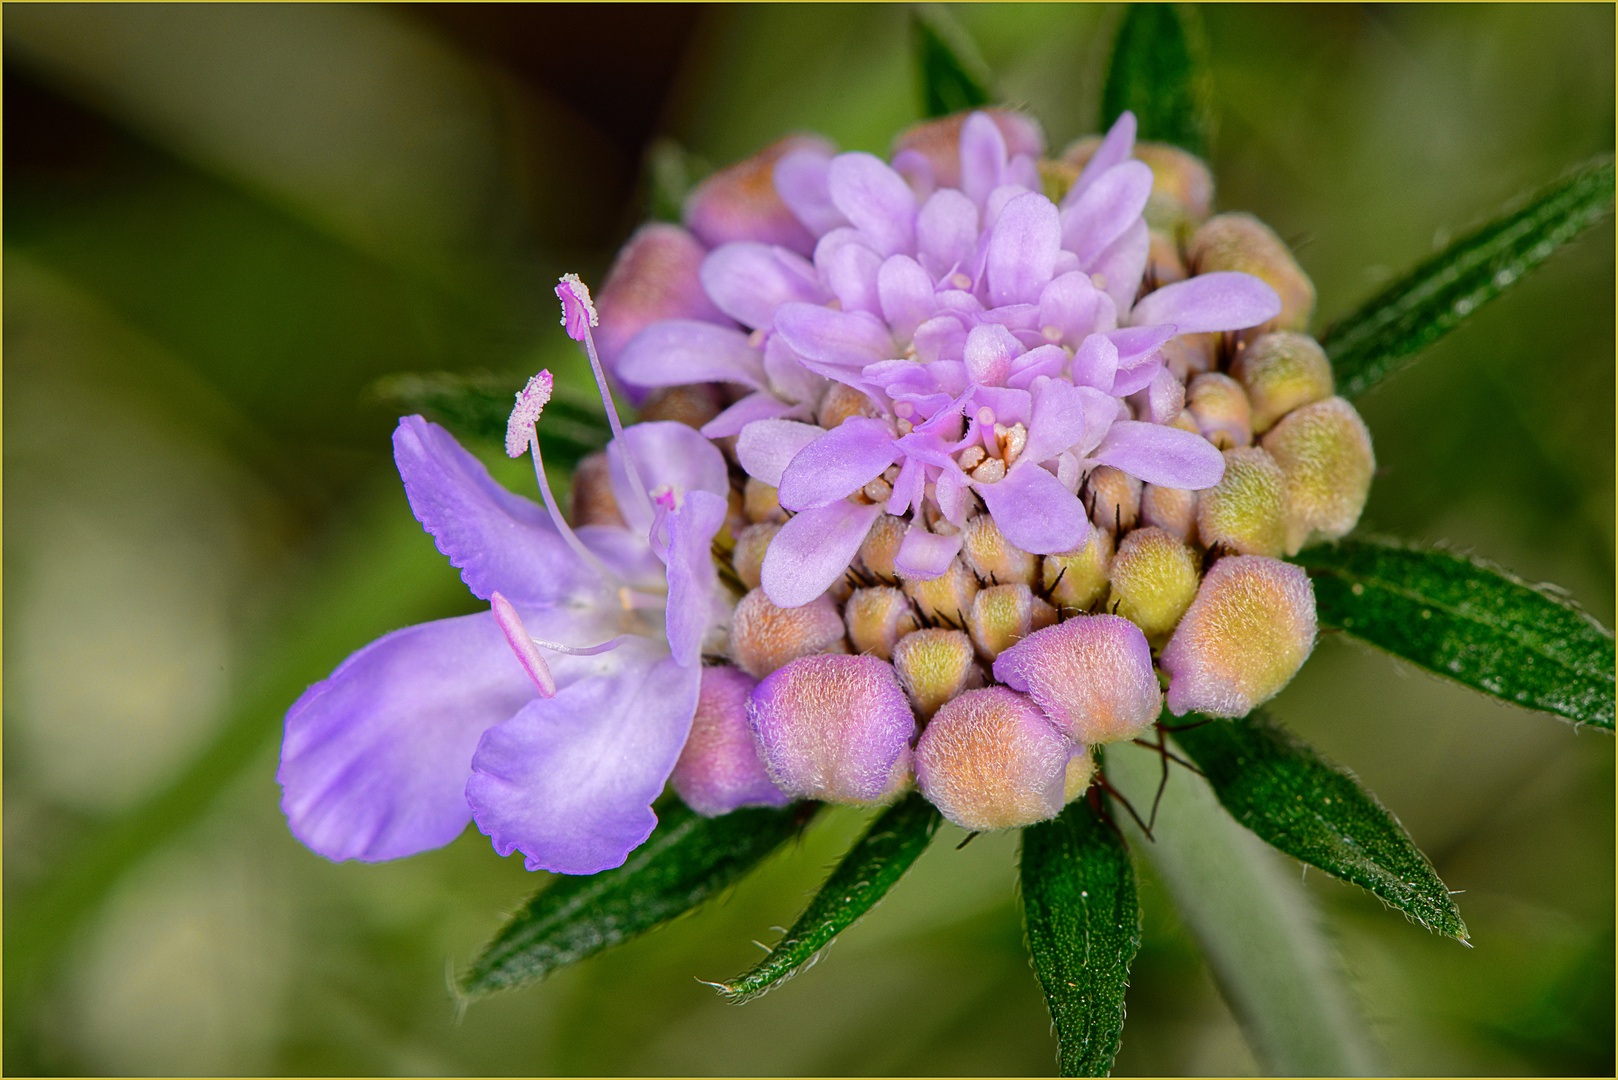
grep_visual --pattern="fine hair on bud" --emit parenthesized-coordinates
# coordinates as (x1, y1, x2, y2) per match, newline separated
(729, 588, 847, 679)
(914, 687, 1079, 832)
(1230, 331, 1334, 434)
(1106, 526, 1202, 645)
(1043, 529, 1115, 613)
(1260, 396, 1375, 554)
(1196, 447, 1289, 558)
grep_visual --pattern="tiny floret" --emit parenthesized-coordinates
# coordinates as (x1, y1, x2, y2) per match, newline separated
(505, 369, 554, 458)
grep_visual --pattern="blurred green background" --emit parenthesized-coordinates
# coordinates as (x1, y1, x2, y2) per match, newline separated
(4, 4, 1611, 1075)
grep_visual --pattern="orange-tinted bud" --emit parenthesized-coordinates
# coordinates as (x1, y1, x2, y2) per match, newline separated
(743, 476, 787, 524)
(993, 614, 1162, 745)
(568, 450, 627, 528)
(1196, 447, 1289, 558)
(1230, 331, 1334, 434)
(1141, 484, 1198, 544)
(732, 522, 780, 591)
(817, 381, 882, 429)
(901, 558, 980, 625)
(844, 585, 920, 661)
(1133, 142, 1215, 237)
(1188, 212, 1315, 336)
(1261, 396, 1375, 555)
(891, 628, 979, 718)
(1162, 332, 1218, 380)
(1042, 529, 1115, 613)
(967, 584, 1058, 661)
(914, 687, 1080, 831)
(683, 134, 833, 255)
(892, 108, 1044, 189)
(638, 383, 726, 429)
(1085, 465, 1142, 533)
(594, 223, 725, 372)
(1146, 229, 1188, 286)
(960, 514, 1038, 587)
(729, 588, 847, 679)
(1107, 526, 1201, 645)
(858, 514, 908, 582)
(1186, 372, 1253, 449)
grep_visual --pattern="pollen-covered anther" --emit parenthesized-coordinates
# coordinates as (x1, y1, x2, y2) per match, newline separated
(956, 445, 987, 472)
(567, 450, 627, 528)
(743, 477, 787, 524)
(504, 369, 554, 458)
(961, 515, 1038, 587)
(967, 584, 1057, 661)
(1141, 484, 1198, 545)
(971, 457, 1007, 484)
(891, 628, 980, 719)
(729, 588, 848, 679)
(1188, 212, 1315, 336)
(1261, 396, 1375, 555)
(995, 422, 1028, 466)
(992, 614, 1162, 745)
(914, 688, 1080, 832)
(1160, 555, 1318, 718)
(670, 666, 790, 817)
(1085, 466, 1142, 533)
(747, 654, 917, 805)
(731, 522, 781, 591)
(1230, 331, 1335, 434)
(1186, 372, 1253, 450)
(845, 586, 921, 661)
(556, 274, 600, 340)
(901, 558, 980, 623)
(1043, 529, 1115, 613)
(1106, 526, 1202, 646)
(1196, 447, 1289, 558)
(859, 514, 909, 582)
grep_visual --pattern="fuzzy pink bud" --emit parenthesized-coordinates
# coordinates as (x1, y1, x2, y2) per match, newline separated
(993, 614, 1162, 745)
(671, 666, 791, 817)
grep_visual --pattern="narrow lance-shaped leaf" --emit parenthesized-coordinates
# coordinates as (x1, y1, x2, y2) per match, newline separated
(1020, 792, 1141, 1078)
(716, 792, 940, 1003)
(1294, 536, 1615, 730)
(459, 801, 817, 998)
(1323, 156, 1615, 399)
(374, 370, 609, 467)
(1172, 711, 1467, 941)
(1101, 3, 1213, 157)
(911, 5, 993, 119)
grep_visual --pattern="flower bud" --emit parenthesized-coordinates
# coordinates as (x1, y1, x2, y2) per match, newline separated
(729, 588, 847, 679)
(992, 614, 1162, 745)
(1085, 465, 1141, 533)
(891, 628, 979, 718)
(743, 476, 787, 524)
(1043, 530, 1114, 613)
(892, 109, 1044, 190)
(844, 585, 920, 661)
(968, 584, 1058, 661)
(638, 383, 726, 429)
(1188, 212, 1315, 336)
(901, 558, 980, 624)
(568, 450, 627, 528)
(1133, 142, 1215, 237)
(1230, 331, 1334, 434)
(732, 522, 780, 590)
(914, 688, 1080, 831)
(1146, 230, 1188, 286)
(1186, 372, 1253, 449)
(594, 224, 726, 375)
(671, 666, 790, 817)
(748, 654, 917, 804)
(817, 382, 882, 429)
(960, 514, 1039, 587)
(1107, 526, 1201, 645)
(684, 134, 833, 255)
(1196, 448, 1289, 558)
(1162, 332, 1217, 380)
(1160, 555, 1317, 717)
(1260, 396, 1375, 555)
(1141, 484, 1198, 544)
(858, 514, 908, 582)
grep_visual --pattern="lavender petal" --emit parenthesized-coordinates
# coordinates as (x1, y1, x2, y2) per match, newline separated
(1130, 271, 1283, 334)
(760, 499, 884, 608)
(1092, 419, 1227, 489)
(615, 319, 767, 391)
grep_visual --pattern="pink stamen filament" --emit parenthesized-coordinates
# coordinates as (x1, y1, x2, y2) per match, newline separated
(572, 310, 656, 526)
(524, 428, 624, 586)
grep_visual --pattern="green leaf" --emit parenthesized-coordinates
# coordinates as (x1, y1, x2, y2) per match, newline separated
(643, 137, 711, 225)
(1020, 795, 1141, 1077)
(1323, 156, 1615, 399)
(1101, 3, 1213, 157)
(372, 370, 609, 468)
(459, 801, 816, 998)
(717, 792, 940, 1002)
(911, 5, 993, 118)
(1173, 711, 1467, 941)
(1294, 536, 1616, 729)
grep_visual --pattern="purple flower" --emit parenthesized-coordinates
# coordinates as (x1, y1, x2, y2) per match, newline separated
(278, 278, 752, 875)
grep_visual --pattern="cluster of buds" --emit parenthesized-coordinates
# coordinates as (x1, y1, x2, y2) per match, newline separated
(560, 108, 1374, 834)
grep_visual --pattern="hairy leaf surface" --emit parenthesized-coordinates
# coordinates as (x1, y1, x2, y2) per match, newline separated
(1101, 3, 1213, 157)
(911, 6, 993, 118)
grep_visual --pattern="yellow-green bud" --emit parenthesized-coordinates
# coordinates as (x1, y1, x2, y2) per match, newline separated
(1189, 212, 1315, 336)
(1107, 526, 1201, 645)
(844, 585, 920, 661)
(731, 522, 779, 591)
(858, 514, 908, 582)
(960, 514, 1038, 586)
(567, 451, 626, 528)
(1261, 396, 1375, 555)
(1141, 485, 1198, 544)
(1133, 142, 1215, 236)
(1085, 465, 1142, 533)
(743, 476, 787, 524)
(967, 583, 1058, 661)
(1196, 447, 1289, 558)
(1186, 372, 1253, 450)
(1230, 331, 1334, 434)
(892, 628, 980, 719)
(902, 558, 980, 625)
(729, 588, 847, 679)
(1043, 529, 1115, 613)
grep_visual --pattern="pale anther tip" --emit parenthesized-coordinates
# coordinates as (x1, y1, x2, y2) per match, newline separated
(505, 369, 554, 458)
(556, 272, 599, 341)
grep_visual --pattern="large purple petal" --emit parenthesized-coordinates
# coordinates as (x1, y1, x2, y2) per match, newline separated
(827, 152, 917, 256)
(1091, 420, 1227, 489)
(1038, 271, 1110, 348)
(701, 391, 798, 440)
(395, 416, 596, 607)
(774, 144, 848, 237)
(1064, 110, 1136, 207)
(760, 499, 883, 608)
(894, 526, 963, 580)
(916, 188, 980, 281)
(615, 320, 767, 390)
(762, 333, 828, 405)
(774, 301, 895, 367)
(1061, 160, 1154, 265)
(1070, 333, 1120, 391)
(1090, 218, 1151, 315)
(959, 111, 1008, 208)
(815, 229, 884, 315)
(700, 242, 827, 330)
(467, 643, 700, 874)
(607, 421, 731, 533)
(877, 254, 937, 343)
(736, 418, 825, 487)
(1130, 271, 1283, 334)
(778, 417, 898, 511)
(662, 490, 729, 667)
(986, 191, 1062, 307)
(964, 323, 1022, 386)
(1022, 377, 1094, 463)
(975, 464, 1090, 554)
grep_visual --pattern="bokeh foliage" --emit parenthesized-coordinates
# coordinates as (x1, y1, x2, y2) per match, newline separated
(4, 4, 1612, 1075)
